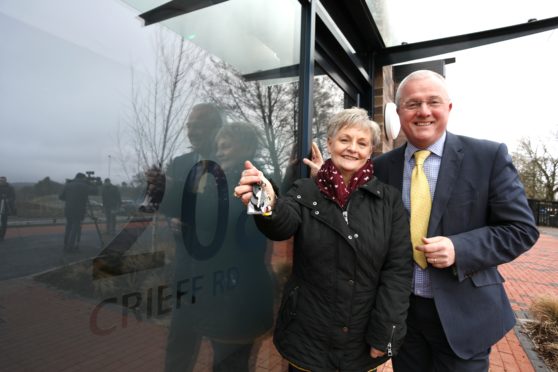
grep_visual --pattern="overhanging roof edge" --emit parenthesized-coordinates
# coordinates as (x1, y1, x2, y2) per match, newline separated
(375, 16, 558, 66)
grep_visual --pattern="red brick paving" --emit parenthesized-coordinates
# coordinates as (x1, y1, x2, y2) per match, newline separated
(375, 227, 558, 372)
(0, 228, 556, 371)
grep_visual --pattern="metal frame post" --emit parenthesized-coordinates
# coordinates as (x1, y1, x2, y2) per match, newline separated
(297, 0, 316, 178)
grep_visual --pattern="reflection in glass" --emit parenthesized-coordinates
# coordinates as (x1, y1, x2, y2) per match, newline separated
(163, 119, 274, 371)
(123, 0, 301, 75)
(0, 176, 16, 241)
(0, 0, 302, 371)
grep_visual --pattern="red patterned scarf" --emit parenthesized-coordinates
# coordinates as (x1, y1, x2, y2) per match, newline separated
(316, 159, 373, 208)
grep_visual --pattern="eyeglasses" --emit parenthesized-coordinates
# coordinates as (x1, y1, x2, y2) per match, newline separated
(401, 99, 445, 111)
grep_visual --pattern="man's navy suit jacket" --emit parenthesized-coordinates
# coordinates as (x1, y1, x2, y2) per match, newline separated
(373, 131, 539, 359)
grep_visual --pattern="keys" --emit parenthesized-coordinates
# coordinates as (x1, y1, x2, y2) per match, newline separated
(247, 183, 272, 216)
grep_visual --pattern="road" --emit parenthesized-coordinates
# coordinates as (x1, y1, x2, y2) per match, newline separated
(0, 222, 107, 280)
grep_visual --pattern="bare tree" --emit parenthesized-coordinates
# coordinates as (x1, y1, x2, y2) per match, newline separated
(201, 58, 297, 181)
(201, 59, 343, 182)
(124, 32, 208, 175)
(513, 134, 558, 201)
(118, 32, 208, 250)
(312, 76, 344, 157)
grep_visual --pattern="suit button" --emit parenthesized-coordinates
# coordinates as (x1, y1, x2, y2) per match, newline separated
(342, 326, 349, 333)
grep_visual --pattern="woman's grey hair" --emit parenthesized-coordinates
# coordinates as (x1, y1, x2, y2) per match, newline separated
(395, 70, 450, 106)
(215, 121, 261, 156)
(327, 107, 381, 147)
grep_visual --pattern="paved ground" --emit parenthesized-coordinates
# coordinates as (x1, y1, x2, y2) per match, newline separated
(378, 227, 558, 372)
(0, 227, 556, 371)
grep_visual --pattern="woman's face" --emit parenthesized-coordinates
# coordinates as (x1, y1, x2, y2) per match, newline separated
(216, 136, 252, 171)
(327, 125, 373, 180)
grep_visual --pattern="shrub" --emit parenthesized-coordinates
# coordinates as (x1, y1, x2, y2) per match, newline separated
(523, 296, 558, 370)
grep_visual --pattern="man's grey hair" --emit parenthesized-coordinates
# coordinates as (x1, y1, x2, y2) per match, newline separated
(395, 70, 451, 106)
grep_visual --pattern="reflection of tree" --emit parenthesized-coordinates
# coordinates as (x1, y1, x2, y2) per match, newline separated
(312, 76, 344, 158)
(122, 32, 208, 176)
(201, 59, 296, 181)
(120, 32, 344, 184)
(119, 32, 209, 250)
(513, 134, 558, 201)
(201, 59, 343, 182)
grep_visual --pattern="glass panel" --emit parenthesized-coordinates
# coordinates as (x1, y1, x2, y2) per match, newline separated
(0, 0, 300, 370)
(311, 76, 345, 162)
(122, 0, 301, 75)
(367, 0, 558, 47)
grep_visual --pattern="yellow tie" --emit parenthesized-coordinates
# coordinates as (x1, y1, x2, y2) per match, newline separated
(410, 150, 431, 269)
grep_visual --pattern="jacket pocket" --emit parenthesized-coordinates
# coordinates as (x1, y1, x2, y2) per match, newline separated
(276, 283, 299, 332)
(470, 268, 504, 287)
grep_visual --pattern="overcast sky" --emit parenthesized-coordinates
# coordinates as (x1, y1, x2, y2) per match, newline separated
(1, 0, 557, 184)
(0, 0, 160, 184)
(444, 30, 558, 151)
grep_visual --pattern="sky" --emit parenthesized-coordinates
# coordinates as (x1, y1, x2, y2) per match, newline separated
(443, 30, 558, 151)
(1, 0, 557, 184)
(0, 0, 162, 184)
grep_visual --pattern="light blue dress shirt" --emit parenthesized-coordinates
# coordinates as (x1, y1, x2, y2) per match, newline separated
(402, 132, 446, 298)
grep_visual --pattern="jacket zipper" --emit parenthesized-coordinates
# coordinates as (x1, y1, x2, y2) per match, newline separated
(289, 286, 299, 316)
(387, 325, 396, 357)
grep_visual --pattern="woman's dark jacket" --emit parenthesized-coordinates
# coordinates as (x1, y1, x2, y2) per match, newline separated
(255, 177, 412, 372)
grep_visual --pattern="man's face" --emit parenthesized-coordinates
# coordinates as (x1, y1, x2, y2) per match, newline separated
(397, 76, 452, 149)
(186, 107, 218, 152)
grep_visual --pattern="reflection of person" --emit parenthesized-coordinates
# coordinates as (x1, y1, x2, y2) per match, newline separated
(234, 108, 413, 372)
(154, 103, 225, 222)
(372, 70, 540, 371)
(101, 178, 121, 234)
(59, 173, 93, 253)
(164, 116, 274, 371)
(0, 176, 16, 240)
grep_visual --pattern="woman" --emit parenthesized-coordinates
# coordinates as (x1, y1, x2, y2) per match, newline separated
(165, 122, 273, 372)
(234, 108, 413, 371)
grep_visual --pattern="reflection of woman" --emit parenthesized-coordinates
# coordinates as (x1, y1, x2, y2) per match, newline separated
(235, 108, 413, 371)
(166, 122, 273, 372)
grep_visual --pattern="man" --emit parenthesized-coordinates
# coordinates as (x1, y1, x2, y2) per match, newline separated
(373, 70, 539, 371)
(101, 178, 121, 234)
(145, 103, 234, 372)
(59, 173, 93, 253)
(0, 176, 16, 240)
(146, 103, 225, 220)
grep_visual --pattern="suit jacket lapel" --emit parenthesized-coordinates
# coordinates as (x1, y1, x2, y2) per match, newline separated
(385, 145, 406, 191)
(428, 132, 464, 235)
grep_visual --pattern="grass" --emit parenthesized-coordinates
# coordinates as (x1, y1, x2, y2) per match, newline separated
(522, 296, 558, 370)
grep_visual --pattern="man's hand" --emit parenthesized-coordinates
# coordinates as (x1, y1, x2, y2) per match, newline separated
(302, 142, 324, 178)
(140, 165, 166, 212)
(416, 236, 456, 268)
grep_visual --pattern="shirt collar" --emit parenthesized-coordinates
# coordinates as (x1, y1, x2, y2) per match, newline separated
(405, 131, 446, 161)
